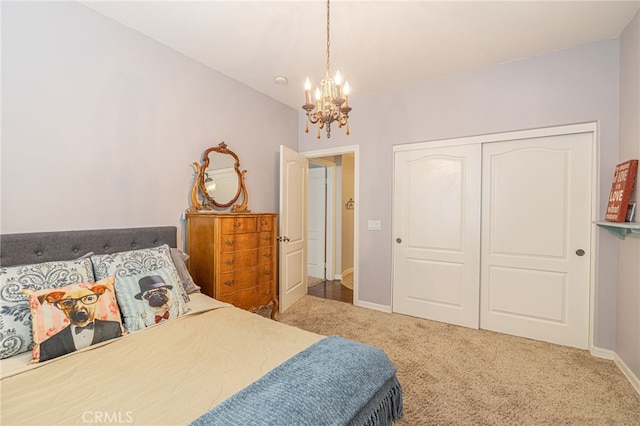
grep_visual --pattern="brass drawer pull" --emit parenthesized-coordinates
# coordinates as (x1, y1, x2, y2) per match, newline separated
(262, 236, 270, 241)
(224, 280, 235, 286)
(224, 240, 235, 246)
(224, 259, 235, 265)
(234, 222, 242, 227)
(263, 270, 271, 275)
(263, 253, 271, 258)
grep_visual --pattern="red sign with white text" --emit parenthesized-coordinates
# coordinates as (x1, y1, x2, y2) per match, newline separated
(605, 159, 638, 222)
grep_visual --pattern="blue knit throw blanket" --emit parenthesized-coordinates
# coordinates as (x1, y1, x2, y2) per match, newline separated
(190, 335, 403, 426)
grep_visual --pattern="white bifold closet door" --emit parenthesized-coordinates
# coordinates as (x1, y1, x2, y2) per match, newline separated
(393, 129, 592, 349)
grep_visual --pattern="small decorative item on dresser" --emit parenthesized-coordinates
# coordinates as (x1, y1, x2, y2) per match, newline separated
(604, 159, 638, 222)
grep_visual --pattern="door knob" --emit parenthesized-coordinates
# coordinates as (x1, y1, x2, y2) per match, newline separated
(396, 238, 402, 243)
(575, 249, 585, 256)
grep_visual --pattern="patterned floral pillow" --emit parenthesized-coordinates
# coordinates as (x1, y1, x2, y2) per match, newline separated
(114, 266, 189, 333)
(24, 277, 125, 363)
(0, 258, 95, 359)
(90, 244, 189, 304)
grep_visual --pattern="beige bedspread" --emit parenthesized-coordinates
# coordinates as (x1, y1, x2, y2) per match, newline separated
(0, 294, 322, 425)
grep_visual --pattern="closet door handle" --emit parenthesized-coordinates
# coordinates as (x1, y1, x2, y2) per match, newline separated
(396, 238, 402, 244)
(575, 249, 585, 256)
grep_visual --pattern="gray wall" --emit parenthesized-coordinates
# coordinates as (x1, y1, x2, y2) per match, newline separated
(617, 10, 640, 380)
(299, 38, 622, 351)
(1, 2, 297, 247)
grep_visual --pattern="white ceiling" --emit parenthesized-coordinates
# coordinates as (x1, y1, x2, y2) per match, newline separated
(83, 1, 640, 109)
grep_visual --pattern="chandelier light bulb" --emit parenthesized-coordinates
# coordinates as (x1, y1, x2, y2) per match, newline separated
(304, 78, 311, 91)
(335, 71, 342, 85)
(343, 81, 350, 96)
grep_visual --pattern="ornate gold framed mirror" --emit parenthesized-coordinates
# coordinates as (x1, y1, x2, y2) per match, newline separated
(188, 142, 249, 212)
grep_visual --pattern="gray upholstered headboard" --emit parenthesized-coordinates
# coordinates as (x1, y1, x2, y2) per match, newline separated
(0, 226, 177, 267)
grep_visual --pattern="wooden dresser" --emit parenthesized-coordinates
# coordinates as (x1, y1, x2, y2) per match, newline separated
(186, 212, 279, 318)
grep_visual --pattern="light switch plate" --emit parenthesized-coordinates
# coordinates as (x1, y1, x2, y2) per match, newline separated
(367, 220, 382, 231)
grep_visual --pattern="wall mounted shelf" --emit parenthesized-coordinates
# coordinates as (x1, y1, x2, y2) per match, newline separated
(594, 221, 640, 240)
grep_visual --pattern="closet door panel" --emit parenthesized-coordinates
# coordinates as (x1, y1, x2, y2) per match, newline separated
(480, 133, 592, 349)
(393, 144, 481, 329)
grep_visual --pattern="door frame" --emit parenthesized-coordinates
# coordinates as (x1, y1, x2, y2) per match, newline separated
(302, 145, 360, 306)
(392, 122, 598, 350)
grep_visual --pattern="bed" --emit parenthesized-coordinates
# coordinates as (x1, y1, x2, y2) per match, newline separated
(0, 226, 403, 425)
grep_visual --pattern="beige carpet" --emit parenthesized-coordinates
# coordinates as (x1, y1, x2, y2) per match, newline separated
(277, 295, 640, 425)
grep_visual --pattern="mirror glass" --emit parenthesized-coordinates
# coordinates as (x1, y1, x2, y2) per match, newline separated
(203, 151, 239, 205)
(198, 142, 248, 211)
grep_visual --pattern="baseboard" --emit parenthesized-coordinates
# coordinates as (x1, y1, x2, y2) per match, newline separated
(355, 300, 392, 313)
(591, 345, 640, 396)
(590, 345, 615, 360)
(614, 353, 640, 396)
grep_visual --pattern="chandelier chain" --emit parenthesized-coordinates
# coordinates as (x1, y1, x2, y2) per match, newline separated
(325, 0, 331, 74)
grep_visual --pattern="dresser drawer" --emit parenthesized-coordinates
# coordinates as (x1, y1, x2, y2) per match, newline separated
(221, 217, 256, 234)
(253, 282, 274, 308)
(219, 249, 258, 272)
(257, 263, 275, 284)
(221, 282, 273, 311)
(220, 233, 257, 252)
(257, 216, 274, 231)
(257, 231, 274, 247)
(217, 268, 257, 296)
(258, 246, 274, 264)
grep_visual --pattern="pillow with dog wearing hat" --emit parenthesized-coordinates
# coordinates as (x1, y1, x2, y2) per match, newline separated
(23, 277, 125, 363)
(90, 244, 190, 304)
(113, 266, 188, 333)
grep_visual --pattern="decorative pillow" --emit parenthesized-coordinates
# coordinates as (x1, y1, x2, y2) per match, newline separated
(114, 266, 188, 333)
(170, 248, 201, 294)
(90, 244, 189, 303)
(0, 258, 95, 359)
(24, 277, 125, 363)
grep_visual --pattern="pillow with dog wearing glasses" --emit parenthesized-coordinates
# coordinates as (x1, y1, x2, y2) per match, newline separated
(23, 277, 125, 363)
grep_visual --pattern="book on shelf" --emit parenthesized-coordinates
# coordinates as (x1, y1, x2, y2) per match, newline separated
(605, 159, 638, 222)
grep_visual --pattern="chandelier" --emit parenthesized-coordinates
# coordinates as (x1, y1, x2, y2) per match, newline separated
(302, 0, 351, 139)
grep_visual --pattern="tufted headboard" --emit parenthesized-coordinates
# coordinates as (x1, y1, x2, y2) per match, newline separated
(0, 226, 177, 267)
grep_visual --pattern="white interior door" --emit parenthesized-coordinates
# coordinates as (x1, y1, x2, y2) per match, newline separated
(278, 145, 308, 312)
(392, 144, 482, 328)
(480, 133, 592, 349)
(307, 166, 326, 279)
